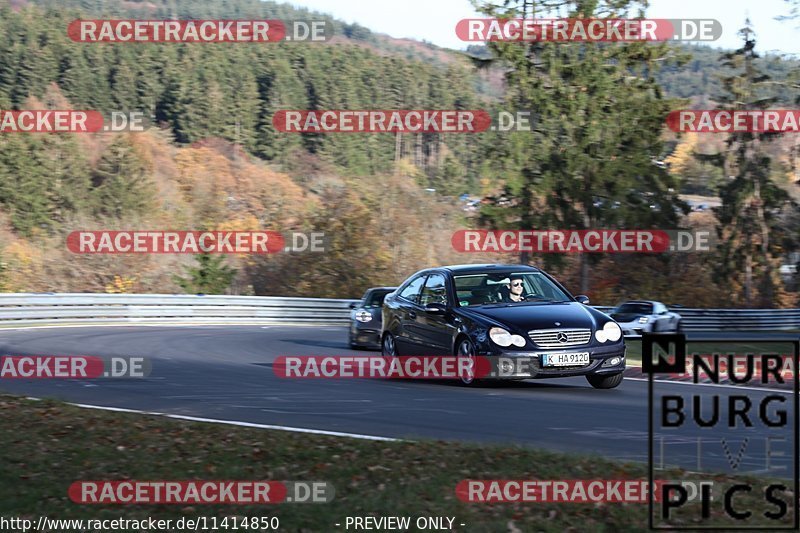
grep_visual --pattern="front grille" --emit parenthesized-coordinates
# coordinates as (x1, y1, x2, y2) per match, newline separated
(527, 328, 592, 348)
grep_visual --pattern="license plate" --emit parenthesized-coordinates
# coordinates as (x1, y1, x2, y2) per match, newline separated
(541, 352, 590, 367)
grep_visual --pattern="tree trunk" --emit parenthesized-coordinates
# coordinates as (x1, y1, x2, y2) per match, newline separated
(753, 179, 773, 306)
(580, 210, 591, 294)
(579, 253, 589, 294)
(744, 251, 752, 307)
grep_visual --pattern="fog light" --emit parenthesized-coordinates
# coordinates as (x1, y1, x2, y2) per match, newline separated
(603, 356, 624, 367)
(499, 360, 515, 373)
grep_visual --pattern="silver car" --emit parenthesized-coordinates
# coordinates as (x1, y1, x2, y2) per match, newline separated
(609, 300, 681, 337)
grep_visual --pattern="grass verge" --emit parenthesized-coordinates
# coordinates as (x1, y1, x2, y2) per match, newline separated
(625, 340, 642, 366)
(0, 395, 792, 532)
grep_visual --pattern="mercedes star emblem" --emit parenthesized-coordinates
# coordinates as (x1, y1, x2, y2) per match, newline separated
(556, 332, 569, 343)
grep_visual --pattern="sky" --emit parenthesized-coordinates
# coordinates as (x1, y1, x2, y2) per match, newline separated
(284, 0, 800, 56)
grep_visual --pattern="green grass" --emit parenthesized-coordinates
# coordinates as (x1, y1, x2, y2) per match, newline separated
(625, 340, 642, 366)
(0, 395, 792, 532)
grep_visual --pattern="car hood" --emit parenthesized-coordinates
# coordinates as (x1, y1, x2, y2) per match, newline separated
(610, 313, 644, 323)
(459, 302, 604, 333)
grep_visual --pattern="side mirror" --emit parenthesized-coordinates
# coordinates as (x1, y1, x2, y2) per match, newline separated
(424, 303, 447, 314)
(348, 302, 359, 309)
(575, 295, 590, 305)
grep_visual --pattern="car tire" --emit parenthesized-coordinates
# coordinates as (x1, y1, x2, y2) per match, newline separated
(455, 336, 479, 386)
(586, 372, 623, 389)
(381, 333, 398, 358)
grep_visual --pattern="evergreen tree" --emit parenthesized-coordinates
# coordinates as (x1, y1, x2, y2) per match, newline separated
(174, 253, 236, 294)
(712, 21, 793, 307)
(473, 0, 685, 292)
(0, 135, 55, 235)
(90, 137, 155, 219)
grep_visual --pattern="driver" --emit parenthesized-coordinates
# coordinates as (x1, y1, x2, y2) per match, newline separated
(505, 275, 525, 302)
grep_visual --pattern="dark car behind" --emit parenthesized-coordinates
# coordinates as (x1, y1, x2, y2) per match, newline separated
(348, 287, 397, 349)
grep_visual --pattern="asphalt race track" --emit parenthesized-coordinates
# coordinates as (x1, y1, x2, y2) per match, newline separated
(0, 325, 797, 475)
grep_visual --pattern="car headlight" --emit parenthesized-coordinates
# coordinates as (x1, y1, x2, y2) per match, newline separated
(511, 334, 526, 347)
(604, 321, 622, 342)
(595, 322, 622, 343)
(638, 316, 649, 324)
(355, 309, 372, 323)
(489, 327, 526, 348)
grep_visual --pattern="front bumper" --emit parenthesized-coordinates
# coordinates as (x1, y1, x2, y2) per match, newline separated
(617, 321, 650, 337)
(349, 326, 381, 349)
(484, 343, 626, 379)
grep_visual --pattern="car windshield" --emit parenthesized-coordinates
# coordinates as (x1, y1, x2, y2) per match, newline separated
(454, 271, 571, 307)
(615, 303, 653, 314)
(363, 290, 393, 307)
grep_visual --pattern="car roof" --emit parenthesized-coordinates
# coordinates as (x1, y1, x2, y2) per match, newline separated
(366, 286, 398, 292)
(438, 264, 542, 275)
(620, 300, 657, 305)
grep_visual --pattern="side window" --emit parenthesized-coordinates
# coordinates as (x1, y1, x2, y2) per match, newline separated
(398, 275, 426, 304)
(420, 273, 448, 306)
(359, 290, 370, 306)
(654, 303, 667, 314)
(365, 290, 390, 307)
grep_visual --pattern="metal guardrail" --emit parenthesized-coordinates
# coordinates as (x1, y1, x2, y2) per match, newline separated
(0, 294, 796, 331)
(592, 305, 799, 332)
(0, 293, 360, 326)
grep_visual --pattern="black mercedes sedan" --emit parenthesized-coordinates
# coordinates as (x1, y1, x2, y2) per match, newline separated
(348, 287, 397, 349)
(381, 264, 626, 388)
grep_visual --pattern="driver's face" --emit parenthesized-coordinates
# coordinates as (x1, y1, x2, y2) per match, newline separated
(509, 279, 524, 294)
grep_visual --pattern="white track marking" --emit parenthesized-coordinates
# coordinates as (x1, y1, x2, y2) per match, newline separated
(624, 376, 794, 394)
(40, 400, 401, 441)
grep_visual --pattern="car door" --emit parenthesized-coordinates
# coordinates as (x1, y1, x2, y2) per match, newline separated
(394, 274, 428, 355)
(416, 272, 458, 355)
